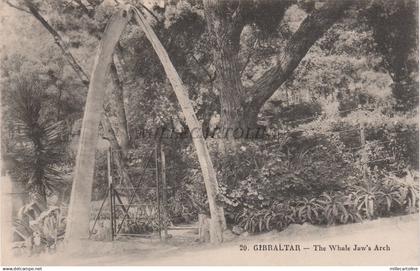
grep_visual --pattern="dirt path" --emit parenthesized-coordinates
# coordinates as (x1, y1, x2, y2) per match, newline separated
(5, 214, 419, 266)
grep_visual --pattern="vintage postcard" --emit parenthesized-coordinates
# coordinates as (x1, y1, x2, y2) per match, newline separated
(0, 0, 419, 267)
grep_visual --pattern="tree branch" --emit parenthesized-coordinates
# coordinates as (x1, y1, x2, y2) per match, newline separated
(247, 0, 354, 110)
(138, 2, 161, 24)
(5, 1, 31, 14)
(22, 0, 90, 86)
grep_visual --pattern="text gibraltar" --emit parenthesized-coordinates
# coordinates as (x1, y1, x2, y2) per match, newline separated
(253, 244, 301, 251)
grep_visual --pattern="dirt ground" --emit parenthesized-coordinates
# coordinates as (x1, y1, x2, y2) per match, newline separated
(3, 214, 419, 266)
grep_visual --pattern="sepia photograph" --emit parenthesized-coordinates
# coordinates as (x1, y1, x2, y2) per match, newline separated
(0, 0, 419, 267)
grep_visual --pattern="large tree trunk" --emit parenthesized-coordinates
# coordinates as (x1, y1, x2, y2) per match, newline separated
(204, 0, 353, 131)
(132, 7, 226, 243)
(204, 1, 247, 133)
(64, 9, 130, 244)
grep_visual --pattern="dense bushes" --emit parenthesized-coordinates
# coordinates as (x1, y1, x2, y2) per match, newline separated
(229, 171, 418, 233)
(210, 115, 419, 233)
(215, 134, 358, 221)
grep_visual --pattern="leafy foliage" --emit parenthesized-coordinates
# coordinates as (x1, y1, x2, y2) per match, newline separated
(228, 171, 418, 234)
(13, 204, 65, 255)
(4, 74, 68, 206)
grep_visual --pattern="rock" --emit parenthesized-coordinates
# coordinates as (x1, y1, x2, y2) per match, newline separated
(232, 225, 244, 235)
(240, 231, 249, 237)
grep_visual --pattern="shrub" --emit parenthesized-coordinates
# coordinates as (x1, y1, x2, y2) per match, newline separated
(295, 197, 323, 224)
(387, 170, 419, 213)
(216, 134, 357, 224)
(13, 205, 65, 255)
(227, 170, 418, 234)
(233, 201, 298, 233)
(317, 192, 362, 225)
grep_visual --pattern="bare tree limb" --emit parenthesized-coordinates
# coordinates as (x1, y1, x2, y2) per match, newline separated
(5, 1, 31, 14)
(138, 2, 161, 24)
(22, 0, 90, 86)
(247, 0, 354, 110)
